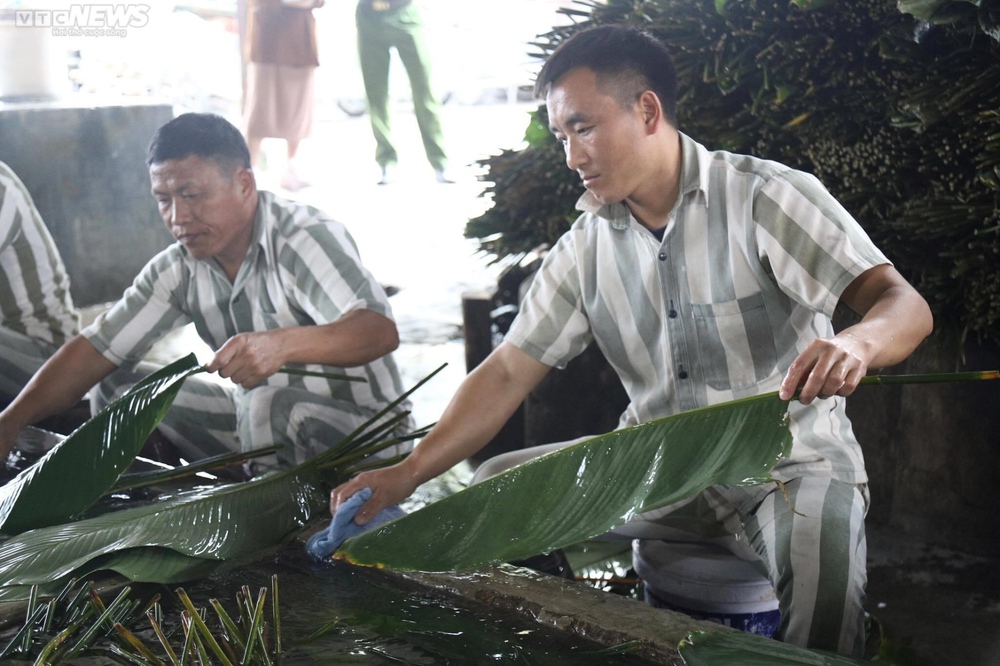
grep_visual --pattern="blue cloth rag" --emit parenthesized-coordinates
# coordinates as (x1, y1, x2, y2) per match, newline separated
(305, 487, 406, 560)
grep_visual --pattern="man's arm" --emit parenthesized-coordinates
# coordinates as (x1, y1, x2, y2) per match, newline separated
(206, 309, 399, 388)
(779, 264, 933, 404)
(0, 335, 117, 457)
(330, 341, 553, 524)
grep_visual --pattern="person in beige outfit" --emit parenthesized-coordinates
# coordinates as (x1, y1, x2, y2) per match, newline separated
(243, 0, 324, 191)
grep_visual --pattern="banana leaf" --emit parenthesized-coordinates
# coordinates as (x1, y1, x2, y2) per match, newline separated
(0, 354, 204, 535)
(337, 392, 792, 571)
(0, 466, 327, 604)
(677, 630, 871, 665)
(0, 364, 441, 604)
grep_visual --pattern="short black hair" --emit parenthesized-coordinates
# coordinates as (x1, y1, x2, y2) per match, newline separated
(146, 113, 251, 175)
(534, 25, 679, 127)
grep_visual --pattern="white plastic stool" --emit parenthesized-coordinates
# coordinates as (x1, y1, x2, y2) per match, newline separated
(632, 539, 781, 637)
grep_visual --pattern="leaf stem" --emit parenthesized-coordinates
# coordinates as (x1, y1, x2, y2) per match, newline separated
(859, 370, 1000, 385)
(112, 445, 282, 492)
(276, 367, 367, 383)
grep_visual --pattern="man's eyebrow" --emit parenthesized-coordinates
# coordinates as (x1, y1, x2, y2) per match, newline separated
(151, 181, 193, 197)
(550, 112, 590, 133)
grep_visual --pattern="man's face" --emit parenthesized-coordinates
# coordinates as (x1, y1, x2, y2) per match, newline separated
(547, 67, 649, 206)
(150, 155, 255, 270)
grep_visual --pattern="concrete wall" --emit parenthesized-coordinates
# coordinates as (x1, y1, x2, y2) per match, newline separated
(846, 339, 1000, 555)
(0, 102, 175, 307)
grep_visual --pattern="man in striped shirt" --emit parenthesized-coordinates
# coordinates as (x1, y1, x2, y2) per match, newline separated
(0, 113, 410, 472)
(0, 161, 80, 405)
(333, 26, 933, 656)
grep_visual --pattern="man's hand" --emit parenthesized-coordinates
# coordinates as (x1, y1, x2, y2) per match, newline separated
(0, 335, 118, 463)
(207, 330, 286, 389)
(0, 419, 20, 463)
(779, 334, 868, 404)
(330, 462, 419, 525)
(779, 264, 932, 405)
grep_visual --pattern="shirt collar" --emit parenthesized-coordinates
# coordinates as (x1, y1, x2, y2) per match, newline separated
(221, 192, 268, 290)
(574, 132, 711, 229)
(251, 192, 268, 251)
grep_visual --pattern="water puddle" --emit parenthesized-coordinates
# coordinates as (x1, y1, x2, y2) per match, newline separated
(177, 545, 660, 665)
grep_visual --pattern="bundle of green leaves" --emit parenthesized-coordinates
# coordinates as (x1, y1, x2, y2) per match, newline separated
(466, 0, 1000, 347)
(0, 354, 431, 604)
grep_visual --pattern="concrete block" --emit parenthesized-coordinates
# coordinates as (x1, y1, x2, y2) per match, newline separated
(0, 101, 175, 307)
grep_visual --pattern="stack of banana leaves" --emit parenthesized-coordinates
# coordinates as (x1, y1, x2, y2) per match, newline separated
(0, 354, 433, 606)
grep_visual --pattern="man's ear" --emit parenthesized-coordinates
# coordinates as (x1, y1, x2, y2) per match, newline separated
(638, 90, 663, 134)
(235, 166, 256, 200)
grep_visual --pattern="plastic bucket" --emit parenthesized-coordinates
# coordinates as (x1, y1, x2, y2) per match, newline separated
(0, 9, 69, 101)
(632, 539, 781, 637)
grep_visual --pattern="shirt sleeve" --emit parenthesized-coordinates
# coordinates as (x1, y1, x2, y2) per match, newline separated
(278, 218, 393, 325)
(752, 169, 890, 317)
(0, 171, 25, 252)
(82, 248, 192, 365)
(0, 164, 80, 344)
(504, 231, 594, 369)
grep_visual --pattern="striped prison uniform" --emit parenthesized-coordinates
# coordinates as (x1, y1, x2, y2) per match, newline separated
(0, 161, 80, 402)
(84, 190, 411, 472)
(476, 133, 887, 656)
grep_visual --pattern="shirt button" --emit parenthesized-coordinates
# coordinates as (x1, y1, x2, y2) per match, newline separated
(658, 252, 667, 261)
(668, 309, 678, 319)
(678, 370, 689, 379)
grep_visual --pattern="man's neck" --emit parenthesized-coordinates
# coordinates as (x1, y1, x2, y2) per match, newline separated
(627, 144, 682, 231)
(219, 199, 259, 284)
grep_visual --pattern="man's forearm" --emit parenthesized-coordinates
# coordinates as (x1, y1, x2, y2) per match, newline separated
(780, 265, 932, 402)
(330, 342, 554, 522)
(0, 335, 116, 433)
(837, 284, 934, 370)
(279, 309, 399, 368)
(403, 342, 552, 484)
(207, 309, 401, 389)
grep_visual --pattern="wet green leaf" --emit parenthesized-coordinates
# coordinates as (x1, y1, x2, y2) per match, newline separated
(0, 364, 441, 603)
(980, 0, 1000, 40)
(897, 0, 977, 23)
(0, 467, 327, 603)
(338, 393, 792, 571)
(0, 354, 204, 535)
(789, 0, 835, 10)
(678, 630, 872, 664)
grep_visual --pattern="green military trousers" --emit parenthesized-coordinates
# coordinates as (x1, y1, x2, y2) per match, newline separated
(355, 2, 448, 171)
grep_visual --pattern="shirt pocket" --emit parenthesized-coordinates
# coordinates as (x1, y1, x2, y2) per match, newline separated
(254, 280, 303, 330)
(690, 292, 777, 392)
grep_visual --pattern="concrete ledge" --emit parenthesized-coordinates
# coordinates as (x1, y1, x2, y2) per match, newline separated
(0, 550, 732, 664)
(399, 563, 733, 665)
